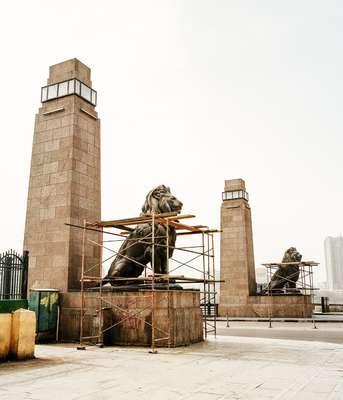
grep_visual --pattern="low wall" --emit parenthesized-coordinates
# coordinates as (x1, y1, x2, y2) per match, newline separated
(0, 309, 35, 361)
(60, 290, 203, 347)
(323, 304, 343, 313)
(219, 295, 314, 318)
(0, 300, 28, 313)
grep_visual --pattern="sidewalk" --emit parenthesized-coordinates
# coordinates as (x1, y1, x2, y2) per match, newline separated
(1, 329, 343, 399)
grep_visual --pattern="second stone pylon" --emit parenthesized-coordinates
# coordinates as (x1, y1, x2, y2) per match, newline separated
(219, 179, 256, 316)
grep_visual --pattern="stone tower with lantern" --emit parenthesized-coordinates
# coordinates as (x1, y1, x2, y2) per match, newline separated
(219, 178, 256, 315)
(24, 59, 101, 293)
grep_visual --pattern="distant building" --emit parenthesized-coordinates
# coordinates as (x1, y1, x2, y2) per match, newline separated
(255, 267, 267, 294)
(324, 236, 343, 290)
(255, 267, 267, 284)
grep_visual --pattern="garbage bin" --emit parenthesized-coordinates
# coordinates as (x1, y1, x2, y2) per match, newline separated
(28, 289, 60, 342)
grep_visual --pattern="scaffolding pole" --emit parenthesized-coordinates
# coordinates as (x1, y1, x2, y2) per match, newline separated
(262, 261, 319, 328)
(68, 212, 220, 352)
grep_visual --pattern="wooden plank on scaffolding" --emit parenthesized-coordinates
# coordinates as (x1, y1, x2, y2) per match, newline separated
(177, 229, 220, 236)
(97, 217, 153, 227)
(96, 213, 175, 227)
(262, 261, 319, 267)
(163, 214, 195, 221)
(157, 219, 201, 232)
(66, 221, 219, 235)
(95, 213, 195, 228)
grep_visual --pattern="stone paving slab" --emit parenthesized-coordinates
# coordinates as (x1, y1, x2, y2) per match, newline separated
(217, 321, 343, 344)
(0, 334, 343, 399)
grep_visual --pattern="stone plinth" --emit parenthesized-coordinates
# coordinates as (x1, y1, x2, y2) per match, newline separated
(219, 295, 314, 318)
(24, 59, 101, 292)
(59, 290, 203, 347)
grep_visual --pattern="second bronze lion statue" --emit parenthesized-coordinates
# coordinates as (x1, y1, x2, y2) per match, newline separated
(265, 247, 302, 293)
(105, 185, 183, 283)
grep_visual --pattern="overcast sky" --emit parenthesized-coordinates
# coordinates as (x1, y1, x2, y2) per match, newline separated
(0, 1, 342, 283)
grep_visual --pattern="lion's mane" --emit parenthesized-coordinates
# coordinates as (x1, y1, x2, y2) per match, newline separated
(282, 247, 302, 264)
(141, 185, 183, 215)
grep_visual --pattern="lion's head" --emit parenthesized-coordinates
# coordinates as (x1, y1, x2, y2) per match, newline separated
(282, 247, 302, 263)
(141, 185, 183, 215)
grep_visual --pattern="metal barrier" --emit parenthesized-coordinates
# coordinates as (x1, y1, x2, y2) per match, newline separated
(226, 314, 318, 329)
(0, 250, 28, 300)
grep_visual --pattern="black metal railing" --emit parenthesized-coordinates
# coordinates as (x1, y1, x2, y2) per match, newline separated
(200, 303, 218, 317)
(0, 250, 28, 300)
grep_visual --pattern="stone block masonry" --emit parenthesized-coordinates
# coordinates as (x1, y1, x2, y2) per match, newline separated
(24, 59, 101, 292)
(59, 290, 203, 347)
(219, 179, 256, 315)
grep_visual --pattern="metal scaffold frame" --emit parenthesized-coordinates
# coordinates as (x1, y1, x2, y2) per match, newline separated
(262, 261, 319, 327)
(263, 261, 318, 297)
(68, 212, 219, 352)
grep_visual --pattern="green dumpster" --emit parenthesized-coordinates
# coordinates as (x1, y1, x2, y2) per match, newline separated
(28, 289, 59, 342)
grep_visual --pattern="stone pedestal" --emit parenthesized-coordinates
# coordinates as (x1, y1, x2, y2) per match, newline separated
(59, 290, 203, 347)
(225, 295, 313, 318)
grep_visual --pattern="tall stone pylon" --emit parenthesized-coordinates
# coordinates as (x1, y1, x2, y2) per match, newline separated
(24, 59, 101, 292)
(219, 179, 256, 316)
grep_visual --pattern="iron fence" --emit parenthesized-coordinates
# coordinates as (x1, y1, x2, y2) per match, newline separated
(0, 250, 28, 300)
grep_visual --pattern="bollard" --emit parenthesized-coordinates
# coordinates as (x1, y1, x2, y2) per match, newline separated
(0, 314, 12, 361)
(9, 309, 36, 360)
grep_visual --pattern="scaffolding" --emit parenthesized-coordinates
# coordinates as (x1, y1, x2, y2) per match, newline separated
(262, 261, 318, 296)
(68, 211, 219, 352)
(262, 260, 319, 327)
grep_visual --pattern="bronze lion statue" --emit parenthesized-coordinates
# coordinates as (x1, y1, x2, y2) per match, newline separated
(105, 185, 183, 283)
(265, 247, 302, 293)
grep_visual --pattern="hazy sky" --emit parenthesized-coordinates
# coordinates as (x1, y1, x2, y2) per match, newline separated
(0, 1, 342, 283)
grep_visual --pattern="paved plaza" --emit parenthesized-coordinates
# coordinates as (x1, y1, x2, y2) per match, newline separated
(1, 322, 343, 400)
(218, 320, 343, 344)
